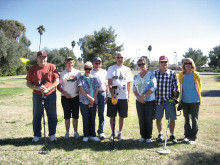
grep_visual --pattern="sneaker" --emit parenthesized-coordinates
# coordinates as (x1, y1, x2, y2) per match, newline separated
(170, 135, 178, 144)
(188, 140, 196, 145)
(83, 137, 89, 142)
(156, 133, 163, 141)
(118, 132, 124, 141)
(74, 132, 80, 139)
(89, 136, 100, 142)
(109, 133, 115, 141)
(99, 133, 105, 139)
(49, 134, 57, 142)
(139, 138, 145, 142)
(146, 138, 152, 143)
(32, 136, 41, 142)
(183, 137, 189, 143)
(64, 132, 69, 139)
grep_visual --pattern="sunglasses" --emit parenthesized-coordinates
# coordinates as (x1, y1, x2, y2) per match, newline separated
(138, 63, 145, 67)
(84, 68, 92, 71)
(160, 61, 168, 63)
(184, 62, 192, 65)
(116, 57, 124, 59)
(95, 62, 101, 65)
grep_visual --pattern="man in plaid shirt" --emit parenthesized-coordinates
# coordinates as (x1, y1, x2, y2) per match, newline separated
(154, 56, 178, 144)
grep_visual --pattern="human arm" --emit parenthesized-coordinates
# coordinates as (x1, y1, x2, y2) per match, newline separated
(57, 83, 71, 98)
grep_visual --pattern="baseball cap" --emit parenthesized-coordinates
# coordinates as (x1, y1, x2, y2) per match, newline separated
(159, 56, 168, 62)
(93, 57, 102, 62)
(65, 57, 74, 61)
(37, 51, 47, 57)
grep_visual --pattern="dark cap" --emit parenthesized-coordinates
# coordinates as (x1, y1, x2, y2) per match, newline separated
(37, 51, 47, 57)
(93, 57, 102, 62)
(65, 57, 74, 61)
(159, 55, 168, 62)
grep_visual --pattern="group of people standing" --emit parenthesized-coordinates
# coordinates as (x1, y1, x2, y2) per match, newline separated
(26, 51, 201, 145)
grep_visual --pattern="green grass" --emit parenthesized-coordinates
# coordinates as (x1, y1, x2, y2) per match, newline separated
(0, 73, 220, 165)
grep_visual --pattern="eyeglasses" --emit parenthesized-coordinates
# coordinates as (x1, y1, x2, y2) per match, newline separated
(160, 61, 168, 63)
(116, 57, 124, 59)
(84, 68, 92, 71)
(184, 62, 192, 65)
(95, 62, 101, 65)
(138, 63, 145, 67)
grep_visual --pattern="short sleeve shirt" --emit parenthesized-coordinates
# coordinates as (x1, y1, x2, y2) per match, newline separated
(106, 64, 133, 99)
(59, 68, 81, 98)
(26, 63, 59, 95)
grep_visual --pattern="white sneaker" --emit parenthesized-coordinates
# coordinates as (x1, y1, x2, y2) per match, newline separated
(183, 138, 189, 143)
(74, 132, 80, 139)
(83, 137, 89, 142)
(99, 133, 105, 139)
(32, 136, 41, 142)
(139, 138, 145, 142)
(146, 138, 152, 143)
(49, 135, 57, 142)
(188, 140, 196, 145)
(64, 132, 69, 139)
(89, 136, 100, 142)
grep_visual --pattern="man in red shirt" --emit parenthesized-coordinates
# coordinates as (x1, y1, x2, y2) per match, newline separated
(26, 51, 59, 142)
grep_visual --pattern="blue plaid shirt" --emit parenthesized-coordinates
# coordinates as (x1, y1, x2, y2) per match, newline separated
(154, 69, 178, 105)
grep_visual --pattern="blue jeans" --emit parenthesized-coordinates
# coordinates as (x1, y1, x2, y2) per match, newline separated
(136, 100, 155, 139)
(96, 92, 106, 134)
(33, 92, 58, 137)
(80, 103, 97, 137)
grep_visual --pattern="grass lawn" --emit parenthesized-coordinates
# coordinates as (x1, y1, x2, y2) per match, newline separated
(0, 73, 220, 165)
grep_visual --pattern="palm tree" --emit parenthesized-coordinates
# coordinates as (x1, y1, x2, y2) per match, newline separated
(37, 25, 45, 51)
(71, 40, 76, 52)
(148, 45, 152, 61)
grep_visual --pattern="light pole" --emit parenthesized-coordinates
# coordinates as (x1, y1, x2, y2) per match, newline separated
(174, 52, 177, 65)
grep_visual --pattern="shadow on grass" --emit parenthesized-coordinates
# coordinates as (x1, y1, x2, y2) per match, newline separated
(0, 137, 186, 152)
(174, 151, 220, 165)
(201, 90, 220, 97)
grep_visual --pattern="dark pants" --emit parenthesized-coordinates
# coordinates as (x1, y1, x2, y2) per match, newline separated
(136, 100, 155, 139)
(80, 103, 97, 137)
(33, 92, 58, 137)
(182, 102, 200, 141)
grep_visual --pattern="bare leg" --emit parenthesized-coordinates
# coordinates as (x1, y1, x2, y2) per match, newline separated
(110, 117, 115, 133)
(65, 119, 70, 132)
(119, 117, 124, 132)
(169, 120, 175, 134)
(156, 118, 163, 133)
(73, 118, 78, 132)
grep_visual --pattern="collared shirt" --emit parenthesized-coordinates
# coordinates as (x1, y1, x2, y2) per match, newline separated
(78, 74, 100, 104)
(132, 71, 157, 102)
(154, 69, 178, 105)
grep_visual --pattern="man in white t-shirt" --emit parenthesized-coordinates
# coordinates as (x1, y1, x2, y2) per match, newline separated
(91, 57, 108, 139)
(57, 57, 81, 139)
(106, 52, 133, 140)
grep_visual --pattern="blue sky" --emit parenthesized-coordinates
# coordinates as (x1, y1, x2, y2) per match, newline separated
(1, 0, 220, 64)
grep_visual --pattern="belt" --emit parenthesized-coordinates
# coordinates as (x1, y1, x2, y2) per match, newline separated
(98, 91, 106, 93)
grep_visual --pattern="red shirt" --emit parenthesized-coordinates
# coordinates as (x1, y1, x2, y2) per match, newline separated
(26, 63, 59, 95)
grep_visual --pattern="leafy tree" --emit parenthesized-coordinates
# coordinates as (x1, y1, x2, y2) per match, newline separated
(0, 27, 30, 76)
(0, 19, 26, 40)
(182, 48, 207, 67)
(208, 45, 220, 68)
(37, 25, 45, 50)
(78, 27, 123, 68)
(148, 45, 152, 61)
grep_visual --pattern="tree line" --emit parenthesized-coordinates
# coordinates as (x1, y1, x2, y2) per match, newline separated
(0, 19, 219, 76)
